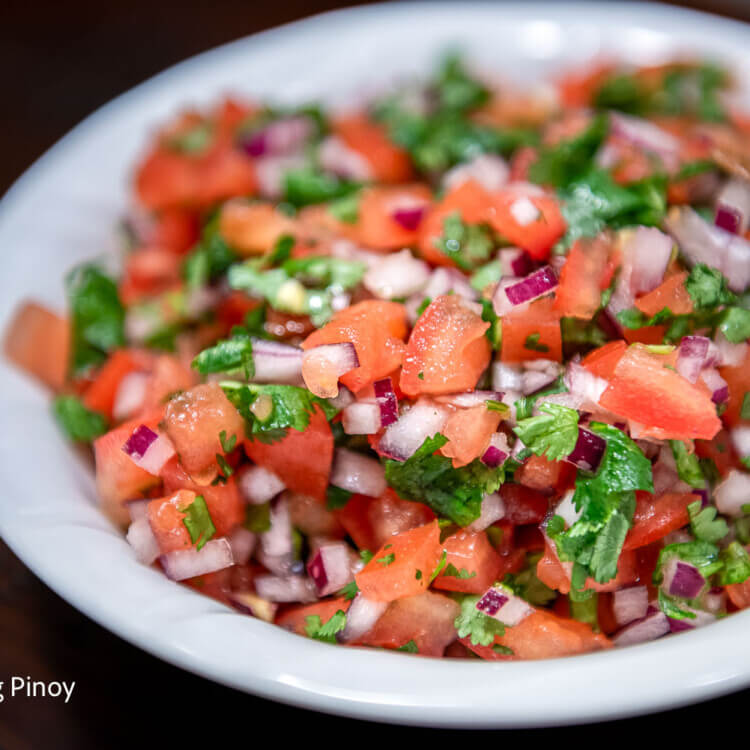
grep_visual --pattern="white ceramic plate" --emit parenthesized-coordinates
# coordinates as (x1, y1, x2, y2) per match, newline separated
(2, 1, 750, 728)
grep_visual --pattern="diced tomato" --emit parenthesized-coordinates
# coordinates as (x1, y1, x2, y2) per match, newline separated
(514, 523, 545, 552)
(334, 489, 435, 551)
(622, 325, 668, 346)
(440, 405, 501, 468)
(582, 340, 627, 380)
(358, 591, 460, 656)
(433, 530, 502, 594)
(418, 180, 494, 267)
(510, 146, 538, 182)
(218, 201, 295, 255)
(93, 408, 165, 524)
(726, 578, 750, 610)
(400, 295, 490, 396)
(287, 491, 345, 538)
(194, 147, 257, 207)
(499, 484, 550, 524)
(554, 236, 612, 319)
(485, 192, 566, 261)
(215, 292, 262, 333)
(599, 344, 721, 441)
(557, 61, 615, 108)
(696, 429, 739, 476)
(82, 349, 147, 419)
(163, 383, 245, 478)
(500, 296, 562, 363)
(634, 271, 693, 317)
(275, 597, 351, 636)
(122, 247, 182, 303)
(302, 300, 407, 393)
(139, 355, 196, 416)
(136, 149, 198, 210)
(515, 455, 574, 492)
(4, 301, 70, 391)
(623, 491, 694, 550)
(161, 457, 244, 537)
(719, 348, 750, 428)
(147, 489, 197, 554)
(243, 405, 333, 502)
(353, 185, 431, 250)
(150, 208, 200, 254)
(333, 113, 413, 183)
(355, 521, 443, 602)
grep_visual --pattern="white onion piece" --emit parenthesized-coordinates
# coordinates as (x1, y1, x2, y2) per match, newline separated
(610, 112, 681, 170)
(250, 338, 304, 385)
(342, 401, 381, 435)
(626, 226, 674, 295)
(509, 197, 540, 226)
(564, 361, 608, 409)
(613, 586, 649, 627)
(363, 250, 431, 300)
(442, 153, 509, 192)
(126, 517, 160, 564)
(238, 465, 286, 505)
(715, 469, 750, 517)
(498, 247, 532, 277)
(330, 447, 387, 497)
(521, 368, 558, 395)
(243, 116, 314, 157)
(307, 542, 353, 596)
(422, 267, 477, 301)
(715, 177, 750, 235)
(227, 526, 256, 565)
(492, 361, 523, 392)
(318, 135, 373, 180)
(161, 538, 234, 581)
(554, 489, 582, 528)
(254, 154, 307, 199)
(378, 399, 449, 460)
(126, 498, 150, 523)
(329, 384, 355, 411)
(113, 372, 149, 421)
(229, 591, 277, 622)
(340, 593, 388, 643)
(476, 586, 533, 626)
(613, 609, 670, 647)
(254, 574, 317, 603)
(301, 342, 359, 398)
(434, 390, 504, 408)
(700, 367, 729, 404)
(258, 497, 295, 575)
(732, 427, 750, 460)
(715, 331, 748, 367)
(676, 336, 710, 383)
(468, 492, 506, 532)
(130, 433, 176, 476)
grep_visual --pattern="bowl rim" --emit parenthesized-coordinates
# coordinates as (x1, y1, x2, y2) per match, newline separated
(2, 0, 750, 728)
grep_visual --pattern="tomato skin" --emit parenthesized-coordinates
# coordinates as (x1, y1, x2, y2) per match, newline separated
(353, 185, 431, 250)
(150, 207, 200, 254)
(355, 521, 443, 602)
(334, 489, 435, 551)
(440, 405, 501, 468)
(358, 591, 460, 656)
(582, 340, 627, 380)
(622, 325, 668, 346)
(302, 300, 407, 393)
(333, 114, 413, 183)
(600, 344, 721, 441)
(400, 295, 490, 397)
(623, 491, 694, 550)
(136, 149, 198, 210)
(554, 237, 612, 319)
(719, 348, 750, 428)
(726, 578, 750, 610)
(82, 349, 147, 419)
(515, 455, 575, 492)
(695, 429, 740, 477)
(4, 301, 70, 391)
(500, 296, 562, 363)
(275, 597, 351, 636)
(148, 489, 196, 554)
(433, 530, 502, 594)
(218, 201, 294, 255)
(634, 271, 693, 317)
(499, 484, 550, 524)
(244, 405, 333, 502)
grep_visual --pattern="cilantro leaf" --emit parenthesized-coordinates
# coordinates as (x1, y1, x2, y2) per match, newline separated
(283, 168, 361, 207)
(513, 403, 580, 462)
(192, 334, 254, 378)
(338, 580, 359, 600)
(688, 500, 728, 544)
(243, 502, 271, 533)
(281, 255, 366, 290)
(183, 215, 238, 289)
(326, 485, 352, 510)
(718, 541, 750, 585)
(670, 441, 706, 488)
(503, 553, 557, 607)
(181, 495, 216, 550)
(685, 264, 736, 310)
(384, 434, 505, 526)
(454, 594, 506, 647)
(52, 395, 108, 442)
(442, 562, 476, 580)
(470, 259, 503, 292)
(434, 213, 495, 270)
(718, 306, 750, 344)
(397, 639, 419, 653)
(166, 122, 213, 154)
(304, 609, 347, 644)
(434, 54, 489, 113)
(654, 540, 722, 586)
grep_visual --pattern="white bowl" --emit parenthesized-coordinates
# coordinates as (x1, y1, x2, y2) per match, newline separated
(2, 1, 750, 728)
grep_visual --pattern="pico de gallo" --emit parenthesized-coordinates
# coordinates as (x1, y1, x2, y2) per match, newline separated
(6, 54, 750, 660)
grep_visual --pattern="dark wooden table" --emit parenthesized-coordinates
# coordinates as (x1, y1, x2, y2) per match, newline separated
(2, 1, 750, 746)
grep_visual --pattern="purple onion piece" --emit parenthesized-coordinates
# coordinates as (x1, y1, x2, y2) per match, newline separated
(242, 131, 268, 157)
(391, 206, 426, 231)
(668, 560, 705, 599)
(715, 206, 741, 235)
(566, 427, 606, 472)
(668, 617, 695, 633)
(504, 266, 558, 306)
(374, 377, 399, 427)
(676, 335, 710, 383)
(481, 445, 508, 468)
(476, 588, 508, 616)
(122, 424, 158, 460)
(510, 251, 534, 278)
(692, 488, 709, 508)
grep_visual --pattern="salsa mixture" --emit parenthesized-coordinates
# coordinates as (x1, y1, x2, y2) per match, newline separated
(6, 55, 750, 660)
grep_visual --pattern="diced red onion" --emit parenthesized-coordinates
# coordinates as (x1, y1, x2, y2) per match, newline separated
(715, 177, 750, 235)
(554, 490, 582, 528)
(160, 538, 234, 581)
(442, 153, 509, 193)
(228, 591, 277, 622)
(227, 526, 256, 565)
(509, 197, 541, 226)
(339, 593, 388, 643)
(613, 609, 670, 647)
(564, 361, 608, 409)
(468, 491, 506, 531)
(374, 377, 399, 427)
(254, 154, 308, 199)
(254, 574, 317, 603)
(318, 135, 373, 180)
(493, 266, 558, 316)
(610, 113, 681, 171)
(112, 371, 149, 421)
(700, 367, 729, 404)
(731, 426, 750, 461)
(476, 585, 533, 626)
(664, 206, 750, 293)
(301, 342, 359, 398)
(481, 433, 509, 468)
(238, 465, 285, 505)
(714, 331, 748, 367)
(663, 557, 705, 599)
(715, 469, 750, 517)
(510, 436, 530, 464)
(566, 427, 606, 472)
(392, 206, 427, 231)
(492, 362, 523, 392)
(378, 398, 449, 461)
(307, 542, 353, 596)
(342, 401, 381, 435)
(250, 338, 304, 385)
(704, 587, 726, 614)
(126, 516, 160, 564)
(421, 267, 477, 302)
(627, 226, 674, 296)
(668, 607, 717, 632)
(521, 368, 559, 396)
(258, 496, 295, 576)
(363, 249, 430, 299)
(613, 585, 649, 627)
(330, 447, 386, 497)
(122, 425, 177, 476)
(329, 384, 355, 411)
(126, 498, 150, 522)
(240, 116, 314, 158)
(497, 247, 533, 278)
(676, 336, 710, 383)
(435, 390, 504, 408)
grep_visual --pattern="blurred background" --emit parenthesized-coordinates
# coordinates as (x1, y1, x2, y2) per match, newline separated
(2, 1, 750, 746)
